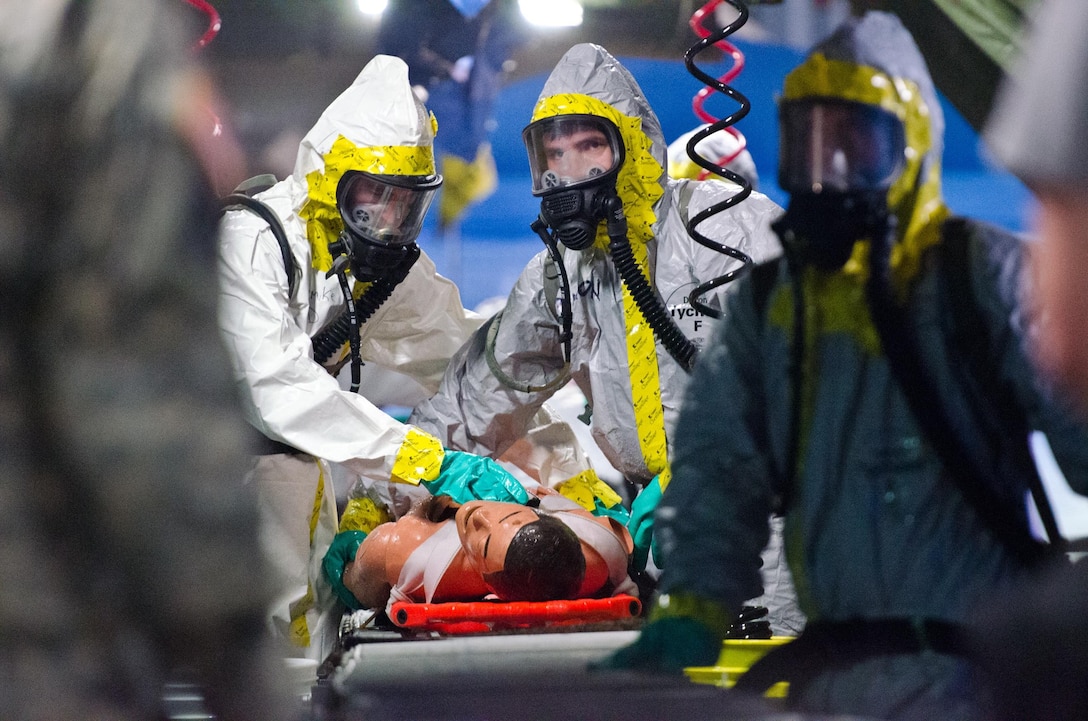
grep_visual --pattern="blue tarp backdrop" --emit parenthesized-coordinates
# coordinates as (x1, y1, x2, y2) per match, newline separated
(418, 38, 1033, 311)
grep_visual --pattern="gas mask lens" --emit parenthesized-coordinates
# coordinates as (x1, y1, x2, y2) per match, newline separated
(779, 100, 906, 195)
(336, 171, 441, 247)
(523, 114, 624, 196)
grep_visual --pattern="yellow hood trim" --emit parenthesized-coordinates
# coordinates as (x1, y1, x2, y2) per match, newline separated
(531, 93, 664, 252)
(299, 134, 438, 273)
(784, 54, 948, 299)
(531, 93, 670, 487)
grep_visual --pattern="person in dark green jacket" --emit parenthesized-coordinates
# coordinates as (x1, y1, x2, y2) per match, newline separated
(601, 11, 1088, 721)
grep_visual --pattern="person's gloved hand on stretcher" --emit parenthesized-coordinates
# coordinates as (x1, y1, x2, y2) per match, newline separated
(421, 450, 531, 506)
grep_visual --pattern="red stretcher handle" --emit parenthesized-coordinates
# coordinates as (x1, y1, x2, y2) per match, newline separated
(390, 595, 642, 634)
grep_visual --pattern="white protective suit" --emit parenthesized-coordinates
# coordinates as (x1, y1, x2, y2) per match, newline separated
(219, 56, 489, 660)
(667, 123, 760, 190)
(411, 44, 806, 635)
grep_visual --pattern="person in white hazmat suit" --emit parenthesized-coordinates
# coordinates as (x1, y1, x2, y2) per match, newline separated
(667, 123, 760, 190)
(410, 43, 806, 635)
(218, 55, 555, 661)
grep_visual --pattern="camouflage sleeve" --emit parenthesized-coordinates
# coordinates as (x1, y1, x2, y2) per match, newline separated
(0, 2, 287, 719)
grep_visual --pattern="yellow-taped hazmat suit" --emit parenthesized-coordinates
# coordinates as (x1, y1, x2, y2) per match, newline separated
(604, 12, 1088, 720)
(410, 43, 806, 635)
(219, 55, 583, 660)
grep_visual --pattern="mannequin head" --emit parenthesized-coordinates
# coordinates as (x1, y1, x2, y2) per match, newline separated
(347, 496, 588, 609)
(456, 500, 586, 601)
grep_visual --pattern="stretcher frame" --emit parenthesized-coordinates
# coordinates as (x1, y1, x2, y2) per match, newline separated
(388, 594, 642, 634)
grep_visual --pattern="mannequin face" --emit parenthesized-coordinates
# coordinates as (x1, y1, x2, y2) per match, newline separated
(455, 501, 540, 575)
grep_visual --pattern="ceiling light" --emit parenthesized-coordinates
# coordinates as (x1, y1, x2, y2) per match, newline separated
(356, 0, 387, 16)
(519, 0, 583, 27)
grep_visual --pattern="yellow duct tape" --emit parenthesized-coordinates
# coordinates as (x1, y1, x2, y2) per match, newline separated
(339, 495, 393, 534)
(558, 469, 624, 511)
(288, 457, 329, 647)
(300, 134, 437, 273)
(390, 426, 445, 485)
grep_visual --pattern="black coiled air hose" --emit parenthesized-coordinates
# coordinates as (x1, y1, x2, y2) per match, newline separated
(683, 0, 755, 318)
(604, 195, 699, 373)
(311, 245, 421, 366)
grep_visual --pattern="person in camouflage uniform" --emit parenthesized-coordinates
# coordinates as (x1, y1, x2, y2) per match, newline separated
(0, 1, 289, 719)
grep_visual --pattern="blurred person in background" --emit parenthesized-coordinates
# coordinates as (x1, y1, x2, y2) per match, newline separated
(972, 1, 1088, 719)
(377, 0, 528, 229)
(602, 12, 1088, 720)
(0, 0, 289, 719)
(985, 0, 1088, 418)
(667, 124, 760, 191)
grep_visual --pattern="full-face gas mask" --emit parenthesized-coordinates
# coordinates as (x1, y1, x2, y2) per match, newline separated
(523, 114, 625, 250)
(775, 98, 906, 270)
(331, 170, 441, 281)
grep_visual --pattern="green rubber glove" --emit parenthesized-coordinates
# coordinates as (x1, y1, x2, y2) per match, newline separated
(422, 450, 531, 505)
(593, 592, 730, 673)
(628, 475, 663, 571)
(322, 530, 368, 610)
(592, 496, 631, 525)
(593, 616, 722, 673)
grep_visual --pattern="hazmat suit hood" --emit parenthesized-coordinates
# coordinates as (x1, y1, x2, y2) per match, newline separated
(295, 55, 439, 272)
(530, 43, 667, 251)
(782, 11, 949, 291)
(985, 0, 1088, 185)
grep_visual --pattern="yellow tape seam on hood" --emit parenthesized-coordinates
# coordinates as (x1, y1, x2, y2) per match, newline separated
(300, 134, 438, 273)
(784, 54, 949, 300)
(530, 93, 664, 253)
(531, 93, 671, 487)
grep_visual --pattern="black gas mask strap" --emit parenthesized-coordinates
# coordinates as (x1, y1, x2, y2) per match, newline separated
(329, 262, 362, 393)
(766, 214, 808, 516)
(534, 216, 574, 365)
(864, 217, 1050, 566)
(938, 221, 1070, 553)
(482, 218, 572, 394)
(311, 244, 421, 386)
(221, 191, 298, 299)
